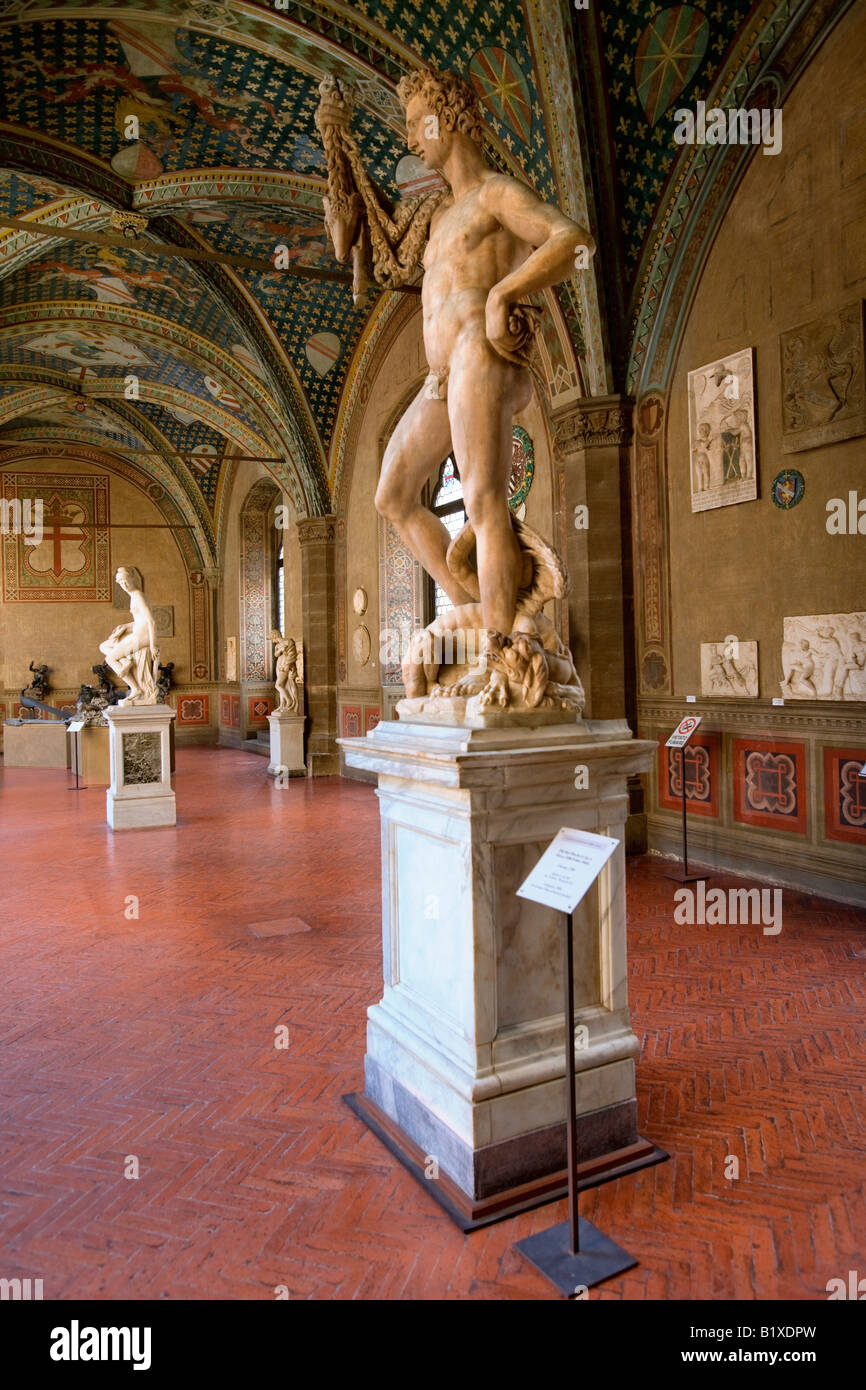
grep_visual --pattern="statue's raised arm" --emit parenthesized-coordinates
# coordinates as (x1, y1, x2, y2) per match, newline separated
(315, 75, 447, 303)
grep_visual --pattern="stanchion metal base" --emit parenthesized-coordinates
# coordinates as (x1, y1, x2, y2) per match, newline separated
(515, 1216, 636, 1296)
(663, 869, 709, 883)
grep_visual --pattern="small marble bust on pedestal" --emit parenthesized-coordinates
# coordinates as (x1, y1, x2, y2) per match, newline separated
(267, 630, 306, 778)
(100, 567, 176, 828)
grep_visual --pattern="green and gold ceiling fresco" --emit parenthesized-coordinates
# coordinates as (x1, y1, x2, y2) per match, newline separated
(573, 0, 847, 384)
(590, 1, 752, 273)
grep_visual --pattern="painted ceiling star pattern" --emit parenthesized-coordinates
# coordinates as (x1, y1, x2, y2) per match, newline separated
(588, 1, 753, 277)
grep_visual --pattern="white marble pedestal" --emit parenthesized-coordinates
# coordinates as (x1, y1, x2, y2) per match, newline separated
(267, 710, 306, 777)
(105, 705, 176, 829)
(340, 717, 662, 1227)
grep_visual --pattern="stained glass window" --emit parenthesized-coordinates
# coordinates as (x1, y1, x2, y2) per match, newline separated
(430, 457, 466, 618)
(276, 539, 285, 636)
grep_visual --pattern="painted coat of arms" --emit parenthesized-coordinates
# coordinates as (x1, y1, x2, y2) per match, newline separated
(2, 472, 110, 601)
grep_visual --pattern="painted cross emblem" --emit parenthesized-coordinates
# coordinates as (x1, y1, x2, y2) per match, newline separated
(27, 497, 88, 580)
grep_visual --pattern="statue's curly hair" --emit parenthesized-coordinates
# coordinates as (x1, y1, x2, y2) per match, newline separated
(396, 67, 485, 146)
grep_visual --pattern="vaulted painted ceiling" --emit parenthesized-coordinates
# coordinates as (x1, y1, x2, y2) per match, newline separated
(0, 0, 591, 566)
(0, 0, 838, 561)
(572, 0, 849, 387)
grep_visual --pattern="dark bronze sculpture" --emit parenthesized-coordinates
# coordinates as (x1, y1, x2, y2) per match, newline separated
(77, 663, 122, 710)
(22, 661, 50, 702)
(156, 661, 175, 702)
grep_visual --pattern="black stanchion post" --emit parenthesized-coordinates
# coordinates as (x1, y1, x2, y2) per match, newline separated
(564, 909, 579, 1255)
(67, 722, 86, 791)
(663, 721, 706, 884)
(681, 744, 689, 878)
(514, 905, 636, 1294)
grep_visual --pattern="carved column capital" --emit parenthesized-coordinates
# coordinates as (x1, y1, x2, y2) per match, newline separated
(553, 394, 635, 453)
(297, 514, 337, 545)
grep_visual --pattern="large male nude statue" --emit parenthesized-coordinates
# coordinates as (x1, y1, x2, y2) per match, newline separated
(99, 567, 160, 706)
(372, 69, 595, 639)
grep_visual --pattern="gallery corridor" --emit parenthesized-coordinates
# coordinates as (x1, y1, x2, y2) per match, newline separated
(1, 747, 863, 1301)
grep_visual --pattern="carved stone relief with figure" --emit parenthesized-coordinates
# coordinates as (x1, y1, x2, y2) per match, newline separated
(701, 641, 758, 698)
(781, 613, 866, 700)
(688, 348, 757, 513)
(780, 302, 866, 452)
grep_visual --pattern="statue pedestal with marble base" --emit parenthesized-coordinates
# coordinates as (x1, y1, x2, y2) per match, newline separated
(267, 710, 306, 777)
(340, 718, 664, 1228)
(105, 705, 176, 829)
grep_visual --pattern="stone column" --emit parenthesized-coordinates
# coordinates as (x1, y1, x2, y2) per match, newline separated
(553, 396, 635, 725)
(202, 566, 221, 681)
(297, 515, 338, 776)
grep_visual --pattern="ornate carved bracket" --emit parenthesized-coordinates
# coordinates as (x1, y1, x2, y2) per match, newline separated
(553, 395, 635, 452)
(297, 515, 338, 545)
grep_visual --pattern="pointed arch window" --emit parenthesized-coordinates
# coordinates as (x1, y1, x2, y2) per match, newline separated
(429, 456, 466, 618)
(275, 538, 285, 636)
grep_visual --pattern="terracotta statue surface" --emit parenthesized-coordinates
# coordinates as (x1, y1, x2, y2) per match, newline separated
(316, 68, 594, 722)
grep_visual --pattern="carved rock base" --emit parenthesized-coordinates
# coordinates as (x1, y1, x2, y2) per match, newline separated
(396, 694, 582, 728)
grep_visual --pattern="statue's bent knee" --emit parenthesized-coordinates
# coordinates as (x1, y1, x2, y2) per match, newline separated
(374, 477, 403, 523)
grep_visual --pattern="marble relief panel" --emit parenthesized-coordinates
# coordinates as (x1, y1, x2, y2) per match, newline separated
(780, 302, 866, 452)
(701, 641, 758, 697)
(688, 348, 757, 512)
(781, 613, 866, 700)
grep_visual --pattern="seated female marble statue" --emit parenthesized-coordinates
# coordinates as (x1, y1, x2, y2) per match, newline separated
(99, 567, 160, 707)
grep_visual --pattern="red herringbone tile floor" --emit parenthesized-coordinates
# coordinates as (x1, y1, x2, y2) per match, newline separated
(1, 746, 864, 1300)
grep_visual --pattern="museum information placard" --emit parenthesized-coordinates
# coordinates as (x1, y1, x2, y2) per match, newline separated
(517, 827, 620, 915)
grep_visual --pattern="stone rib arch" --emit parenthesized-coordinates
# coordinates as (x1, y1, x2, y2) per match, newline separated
(0, 440, 209, 573)
(0, 144, 329, 514)
(0, 379, 218, 565)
